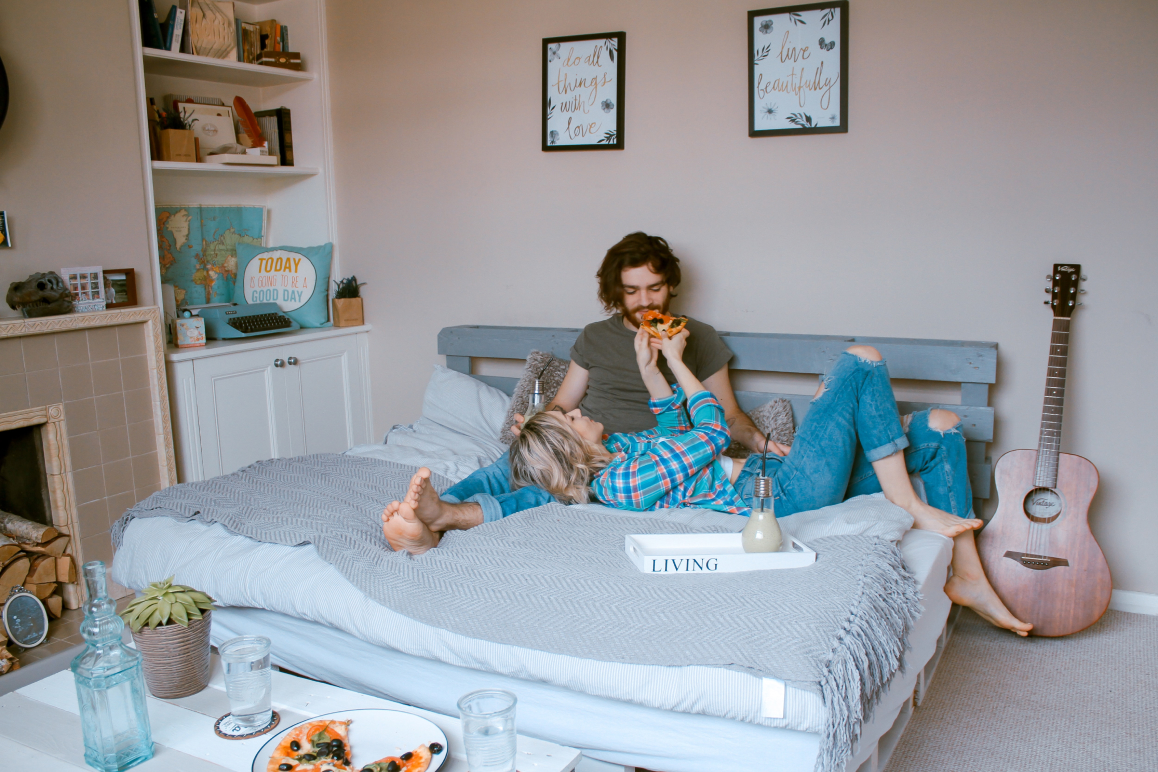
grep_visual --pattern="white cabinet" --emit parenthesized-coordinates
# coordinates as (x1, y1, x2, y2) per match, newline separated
(167, 326, 372, 482)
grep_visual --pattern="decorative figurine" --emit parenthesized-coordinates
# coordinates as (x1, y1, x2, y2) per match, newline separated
(6, 271, 74, 317)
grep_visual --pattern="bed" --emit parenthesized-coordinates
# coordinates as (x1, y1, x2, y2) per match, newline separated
(114, 325, 997, 772)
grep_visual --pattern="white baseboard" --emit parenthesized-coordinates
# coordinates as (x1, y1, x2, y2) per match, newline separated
(1110, 590, 1158, 616)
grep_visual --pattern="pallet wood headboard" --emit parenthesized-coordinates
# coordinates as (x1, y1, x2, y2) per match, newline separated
(438, 325, 996, 507)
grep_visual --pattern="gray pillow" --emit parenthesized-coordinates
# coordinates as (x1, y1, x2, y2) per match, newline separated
(500, 351, 570, 445)
(723, 397, 796, 458)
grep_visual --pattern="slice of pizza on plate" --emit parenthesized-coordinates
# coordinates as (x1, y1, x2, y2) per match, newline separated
(267, 720, 353, 772)
(360, 744, 435, 772)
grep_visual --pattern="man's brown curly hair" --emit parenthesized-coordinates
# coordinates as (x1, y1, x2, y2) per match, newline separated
(596, 232, 682, 314)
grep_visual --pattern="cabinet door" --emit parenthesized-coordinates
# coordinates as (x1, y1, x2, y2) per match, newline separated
(192, 348, 291, 478)
(283, 334, 370, 456)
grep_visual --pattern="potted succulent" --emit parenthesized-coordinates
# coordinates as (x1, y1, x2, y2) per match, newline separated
(331, 275, 366, 327)
(120, 577, 215, 698)
(158, 106, 198, 163)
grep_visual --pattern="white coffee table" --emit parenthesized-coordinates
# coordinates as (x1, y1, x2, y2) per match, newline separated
(0, 656, 581, 772)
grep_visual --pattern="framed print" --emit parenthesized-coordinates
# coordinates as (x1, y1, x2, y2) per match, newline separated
(749, 1, 848, 137)
(103, 268, 138, 308)
(176, 102, 237, 159)
(61, 265, 107, 313)
(543, 32, 625, 151)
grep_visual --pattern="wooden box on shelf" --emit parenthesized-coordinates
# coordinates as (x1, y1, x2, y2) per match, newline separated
(332, 298, 363, 327)
(160, 129, 196, 162)
(259, 51, 303, 70)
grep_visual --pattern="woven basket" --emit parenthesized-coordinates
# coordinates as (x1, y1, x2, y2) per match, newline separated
(131, 609, 212, 699)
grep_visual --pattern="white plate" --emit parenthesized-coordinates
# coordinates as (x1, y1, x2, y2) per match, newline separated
(251, 709, 448, 772)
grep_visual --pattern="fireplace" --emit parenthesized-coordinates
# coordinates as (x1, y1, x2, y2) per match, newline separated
(0, 307, 176, 600)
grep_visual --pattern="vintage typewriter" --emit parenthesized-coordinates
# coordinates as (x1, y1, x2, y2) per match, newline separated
(198, 303, 300, 340)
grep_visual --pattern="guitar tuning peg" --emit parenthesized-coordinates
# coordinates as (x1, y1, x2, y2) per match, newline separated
(1081, 275, 1088, 280)
(1046, 274, 1052, 280)
(1077, 302, 1083, 306)
(1045, 287, 1051, 293)
(1079, 289, 1087, 294)
(1043, 300, 1050, 305)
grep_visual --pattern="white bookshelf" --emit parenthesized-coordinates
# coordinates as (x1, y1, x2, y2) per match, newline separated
(142, 48, 316, 86)
(128, 0, 339, 309)
(152, 160, 321, 177)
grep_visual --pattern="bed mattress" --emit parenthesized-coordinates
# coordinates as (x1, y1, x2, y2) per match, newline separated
(112, 515, 951, 772)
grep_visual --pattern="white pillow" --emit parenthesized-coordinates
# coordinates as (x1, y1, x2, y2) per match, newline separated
(421, 365, 511, 443)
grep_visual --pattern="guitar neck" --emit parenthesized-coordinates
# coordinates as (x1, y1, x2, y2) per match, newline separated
(1036, 317, 1070, 488)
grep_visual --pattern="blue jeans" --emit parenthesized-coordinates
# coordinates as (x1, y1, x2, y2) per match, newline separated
(442, 451, 555, 523)
(732, 351, 974, 518)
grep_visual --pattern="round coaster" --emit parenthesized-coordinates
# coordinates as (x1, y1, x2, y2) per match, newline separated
(214, 710, 281, 740)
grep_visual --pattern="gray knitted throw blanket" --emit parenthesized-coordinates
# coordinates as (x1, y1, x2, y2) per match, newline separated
(113, 454, 921, 772)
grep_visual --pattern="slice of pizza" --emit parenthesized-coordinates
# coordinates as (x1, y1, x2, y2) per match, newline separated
(360, 744, 434, 772)
(640, 309, 690, 339)
(267, 720, 353, 772)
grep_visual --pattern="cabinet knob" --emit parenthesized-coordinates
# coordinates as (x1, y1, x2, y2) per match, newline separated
(273, 359, 285, 368)
(287, 357, 299, 366)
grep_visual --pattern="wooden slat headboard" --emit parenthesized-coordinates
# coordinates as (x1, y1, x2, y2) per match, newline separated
(438, 325, 997, 503)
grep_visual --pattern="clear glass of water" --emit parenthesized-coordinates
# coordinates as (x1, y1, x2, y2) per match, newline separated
(219, 636, 272, 731)
(457, 689, 517, 772)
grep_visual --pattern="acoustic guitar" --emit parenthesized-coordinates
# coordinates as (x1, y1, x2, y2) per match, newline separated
(977, 264, 1111, 637)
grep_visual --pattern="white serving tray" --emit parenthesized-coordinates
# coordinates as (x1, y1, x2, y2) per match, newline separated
(625, 532, 816, 574)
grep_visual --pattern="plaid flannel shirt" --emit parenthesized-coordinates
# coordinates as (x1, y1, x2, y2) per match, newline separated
(590, 387, 748, 514)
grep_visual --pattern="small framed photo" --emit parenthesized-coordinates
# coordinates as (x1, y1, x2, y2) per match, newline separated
(749, 1, 848, 137)
(177, 102, 237, 160)
(62, 265, 107, 313)
(103, 268, 138, 308)
(543, 32, 625, 151)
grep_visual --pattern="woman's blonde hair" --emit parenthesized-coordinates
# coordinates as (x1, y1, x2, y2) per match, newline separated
(509, 411, 609, 504)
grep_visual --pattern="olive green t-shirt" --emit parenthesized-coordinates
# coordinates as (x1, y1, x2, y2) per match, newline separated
(569, 314, 734, 434)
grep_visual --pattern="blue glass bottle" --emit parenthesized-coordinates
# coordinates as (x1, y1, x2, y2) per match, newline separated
(70, 561, 154, 771)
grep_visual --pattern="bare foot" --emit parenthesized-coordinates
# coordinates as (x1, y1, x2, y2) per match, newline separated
(406, 467, 484, 532)
(908, 500, 983, 538)
(946, 573, 1034, 637)
(381, 500, 439, 555)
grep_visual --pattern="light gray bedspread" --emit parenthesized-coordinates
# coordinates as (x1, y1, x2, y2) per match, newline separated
(112, 453, 921, 772)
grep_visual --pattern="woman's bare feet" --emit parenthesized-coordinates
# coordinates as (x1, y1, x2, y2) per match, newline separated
(907, 499, 983, 538)
(946, 572, 1034, 637)
(382, 498, 439, 555)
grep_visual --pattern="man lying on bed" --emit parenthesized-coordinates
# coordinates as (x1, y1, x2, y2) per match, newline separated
(384, 322, 1034, 636)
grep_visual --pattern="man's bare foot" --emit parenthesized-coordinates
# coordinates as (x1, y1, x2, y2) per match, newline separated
(946, 573, 1034, 637)
(382, 500, 439, 555)
(907, 500, 982, 538)
(406, 467, 484, 532)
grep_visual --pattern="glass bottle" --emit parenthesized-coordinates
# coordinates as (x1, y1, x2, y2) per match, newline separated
(71, 561, 154, 772)
(742, 476, 782, 553)
(524, 379, 545, 420)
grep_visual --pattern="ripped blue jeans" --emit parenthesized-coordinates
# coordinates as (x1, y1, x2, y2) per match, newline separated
(732, 351, 974, 518)
(442, 451, 554, 523)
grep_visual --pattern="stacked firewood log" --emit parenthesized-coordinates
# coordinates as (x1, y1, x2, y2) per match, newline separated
(0, 511, 77, 621)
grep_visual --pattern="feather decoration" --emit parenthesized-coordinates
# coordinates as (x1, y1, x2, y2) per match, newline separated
(232, 96, 266, 148)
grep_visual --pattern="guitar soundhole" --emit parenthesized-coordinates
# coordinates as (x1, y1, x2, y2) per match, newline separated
(1024, 487, 1063, 524)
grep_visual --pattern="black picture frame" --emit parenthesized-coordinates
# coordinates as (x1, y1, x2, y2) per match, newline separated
(3, 588, 48, 649)
(542, 32, 625, 151)
(748, 1, 848, 137)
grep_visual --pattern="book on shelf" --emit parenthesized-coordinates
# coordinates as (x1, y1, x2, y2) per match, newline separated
(257, 19, 282, 52)
(165, 6, 185, 53)
(138, 0, 165, 50)
(161, 94, 225, 113)
(236, 20, 261, 64)
(281, 25, 290, 52)
(254, 107, 293, 167)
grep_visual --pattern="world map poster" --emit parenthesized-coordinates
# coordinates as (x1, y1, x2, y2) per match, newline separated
(155, 205, 266, 306)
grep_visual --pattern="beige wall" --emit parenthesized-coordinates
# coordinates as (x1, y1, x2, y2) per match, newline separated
(0, 0, 155, 317)
(328, 1, 1157, 592)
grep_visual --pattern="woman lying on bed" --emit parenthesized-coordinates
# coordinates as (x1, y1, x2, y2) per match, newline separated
(384, 328, 1032, 636)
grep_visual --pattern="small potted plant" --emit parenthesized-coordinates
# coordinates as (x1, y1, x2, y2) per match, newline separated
(120, 577, 215, 698)
(158, 106, 198, 163)
(332, 275, 366, 327)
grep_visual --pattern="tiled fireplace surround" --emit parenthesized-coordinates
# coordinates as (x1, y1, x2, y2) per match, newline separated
(0, 308, 175, 597)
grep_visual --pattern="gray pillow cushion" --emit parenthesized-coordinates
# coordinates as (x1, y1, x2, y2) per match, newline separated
(500, 351, 570, 445)
(723, 397, 796, 458)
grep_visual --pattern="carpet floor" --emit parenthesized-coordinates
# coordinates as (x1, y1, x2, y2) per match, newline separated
(886, 608, 1158, 772)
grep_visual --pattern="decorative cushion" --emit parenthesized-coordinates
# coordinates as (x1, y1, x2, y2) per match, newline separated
(422, 365, 511, 443)
(723, 397, 797, 458)
(234, 242, 332, 328)
(499, 351, 570, 445)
